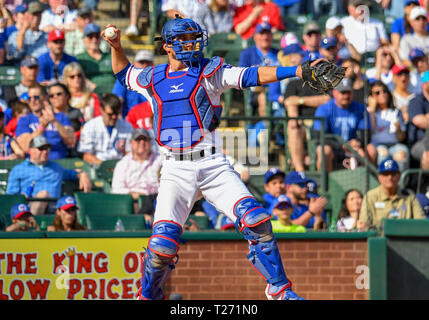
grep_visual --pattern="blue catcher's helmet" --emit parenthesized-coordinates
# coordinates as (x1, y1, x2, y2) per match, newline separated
(161, 18, 208, 67)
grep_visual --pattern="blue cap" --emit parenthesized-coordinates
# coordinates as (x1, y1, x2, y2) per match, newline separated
(410, 48, 425, 61)
(84, 23, 101, 37)
(285, 171, 307, 185)
(19, 92, 29, 101)
(11, 203, 31, 219)
(405, 0, 420, 6)
(264, 168, 285, 184)
(56, 196, 78, 210)
(321, 36, 337, 49)
(379, 158, 400, 174)
(14, 4, 27, 14)
(220, 215, 235, 230)
(422, 70, 429, 83)
(283, 43, 305, 56)
(306, 179, 319, 199)
(270, 194, 292, 213)
(255, 22, 272, 34)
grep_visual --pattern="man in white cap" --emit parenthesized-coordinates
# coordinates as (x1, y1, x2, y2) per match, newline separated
(399, 6, 429, 67)
(112, 50, 154, 118)
(324, 16, 359, 61)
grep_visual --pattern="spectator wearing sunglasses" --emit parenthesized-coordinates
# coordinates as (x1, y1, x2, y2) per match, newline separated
(269, 195, 306, 233)
(367, 80, 409, 173)
(6, 135, 92, 215)
(285, 171, 327, 229)
(76, 23, 116, 95)
(78, 93, 133, 165)
(36, 29, 78, 85)
(15, 83, 76, 159)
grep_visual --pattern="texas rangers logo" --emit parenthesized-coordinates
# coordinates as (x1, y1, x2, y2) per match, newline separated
(169, 83, 184, 93)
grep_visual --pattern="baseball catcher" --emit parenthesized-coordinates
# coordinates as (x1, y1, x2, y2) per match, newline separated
(102, 17, 344, 301)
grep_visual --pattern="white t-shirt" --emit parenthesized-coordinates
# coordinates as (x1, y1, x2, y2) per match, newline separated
(399, 33, 429, 62)
(370, 108, 406, 146)
(341, 16, 388, 54)
(39, 8, 78, 31)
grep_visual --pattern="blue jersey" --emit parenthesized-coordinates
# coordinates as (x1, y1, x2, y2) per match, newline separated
(290, 202, 326, 229)
(37, 52, 78, 83)
(16, 112, 72, 159)
(112, 79, 147, 118)
(313, 99, 370, 142)
(6, 159, 77, 198)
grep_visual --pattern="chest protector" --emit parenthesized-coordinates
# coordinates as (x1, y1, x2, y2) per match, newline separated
(150, 57, 223, 151)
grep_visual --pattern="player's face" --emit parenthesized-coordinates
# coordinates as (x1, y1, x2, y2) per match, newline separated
(264, 176, 285, 198)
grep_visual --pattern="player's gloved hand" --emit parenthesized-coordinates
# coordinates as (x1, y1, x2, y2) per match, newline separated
(301, 59, 346, 94)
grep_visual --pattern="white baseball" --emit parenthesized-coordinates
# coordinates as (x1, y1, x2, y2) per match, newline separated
(105, 27, 117, 40)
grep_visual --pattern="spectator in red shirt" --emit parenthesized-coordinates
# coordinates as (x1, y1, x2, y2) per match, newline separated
(233, 0, 284, 40)
(126, 101, 153, 130)
(5, 100, 31, 138)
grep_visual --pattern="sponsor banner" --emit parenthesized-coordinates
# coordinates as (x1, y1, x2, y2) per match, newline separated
(0, 238, 148, 300)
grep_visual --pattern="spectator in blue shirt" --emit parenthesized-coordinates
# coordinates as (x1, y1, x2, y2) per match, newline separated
(285, 171, 327, 229)
(239, 22, 281, 146)
(262, 168, 286, 209)
(15, 83, 76, 159)
(112, 50, 153, 118)
(37, 29, 78, 85)
(0, 30, 5, 65)
(7, 2, 48, 64)
(6, 135, 92, 215)
(3, 4, 27, 42)
(390, 0, 425, 51)
(313, 78, 371, 172)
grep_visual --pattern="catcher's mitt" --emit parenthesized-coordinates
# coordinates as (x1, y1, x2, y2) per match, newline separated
(301, 60, 346, 94)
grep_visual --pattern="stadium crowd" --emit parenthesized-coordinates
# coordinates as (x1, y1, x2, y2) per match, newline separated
(1, 0, 429, 233)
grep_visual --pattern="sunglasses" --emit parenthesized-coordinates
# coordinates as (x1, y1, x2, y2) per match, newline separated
(134, 136, 150, 142)
(295, 182, 308, 188)
(104, 111, 119, 117)
(49, 92, 64, 99)
(416, 16, 427, 21)
(372, 89, 388, 95)
(28, 95, 40, 101)
(53, 40, 65, 44)
(396, 71, 409, 77)
(37, 145, 51, 151)
(69, 73, 83, 79)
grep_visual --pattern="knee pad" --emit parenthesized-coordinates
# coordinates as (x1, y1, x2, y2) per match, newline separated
(138, 221, 182, 300)
(234, 196, 271, 233)
(148, 221, 182, 260)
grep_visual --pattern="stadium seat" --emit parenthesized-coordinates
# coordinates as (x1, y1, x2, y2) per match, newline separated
(328, 167, 380, 227)
(0, 194, 27, 230)
(34, 215, 56, 231)
(0, 66, 21, 86)
(74, 192, 134, 225)
(205, 32, 244, 59)
(0, 159, 25, 193)
(185, 215, 210, 230)
(96, 160, 119, 185)
(85, 215, 147, 231)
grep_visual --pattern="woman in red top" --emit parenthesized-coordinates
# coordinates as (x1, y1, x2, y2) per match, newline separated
(233, 0, 284, 40)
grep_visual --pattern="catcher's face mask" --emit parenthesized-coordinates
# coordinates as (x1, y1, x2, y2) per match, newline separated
(161, 18, 208, 67)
